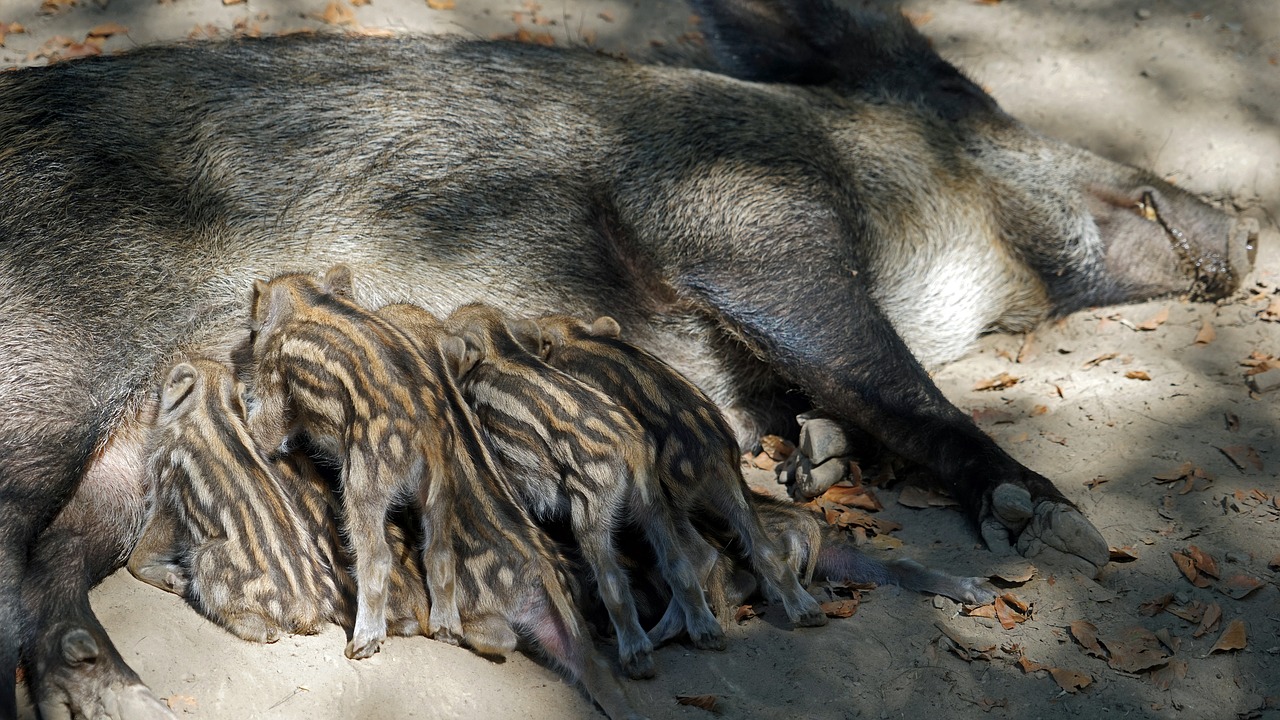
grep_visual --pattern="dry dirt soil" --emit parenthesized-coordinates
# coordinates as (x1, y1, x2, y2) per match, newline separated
(4, 0, 1279, 718)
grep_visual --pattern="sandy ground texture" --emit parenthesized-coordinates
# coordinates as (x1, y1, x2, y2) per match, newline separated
(5, 0, 1279, 718)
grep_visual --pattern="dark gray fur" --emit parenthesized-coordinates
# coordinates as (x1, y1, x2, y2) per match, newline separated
(0, 0, 1254, 715)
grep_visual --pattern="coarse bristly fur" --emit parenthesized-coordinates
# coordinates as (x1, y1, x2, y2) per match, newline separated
(0, 0, 1256, 714)
(429, 302, 720, 678)
(369, 300, 646, 720)
(127, 358, 340, 643)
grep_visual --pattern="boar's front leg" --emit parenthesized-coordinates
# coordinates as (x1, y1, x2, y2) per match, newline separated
(681, 263, 1110, 577)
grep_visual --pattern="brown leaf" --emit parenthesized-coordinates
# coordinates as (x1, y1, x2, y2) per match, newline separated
(676, 695, 720, 713)
(1194, 602, 1222, 639)
(164, 695, 198, 712)
(1220, 574, 1264, 600)
(1108, 546, 1139, 562)
(1154, 461, 1195, 482)
(1186, 545, 1219, 578)
(1154, 628, 1181, 655)
(39, 0, 75, 15)
(1048, 667, 1092, 693)
(733, 605, 758, 624)
(1194, 320, 1216, 345)
(987, 562, 1036, 584)
(1149, 660, 1188, 690)
(1099, 626, 1170, 673)
(1017, 655, 1047, 673)
(1167, 601, 1205, 623)
(1085, 476, 1109, 490)
(426, 0, 455, 8)
(1083, 352, 1119, 369)
(820, 599, 860, 618)
(993, 594, 1030, 629)
(820, 483, 882, 512)
(759, 434, 794, 461)
(318, 1, 357, 25)
(1209, 619, 1247, 653)
(1171, 551, 1211, 588)
(1138, 593, 1174, 617)
(597, 11, 615, 22)
(1125, 370, 1152, 381)
(869, 534, 903, 550)
(903, 9, 934, 25)
(973, 372, 1018, 391)
(87, 22, 129, 37)
(1069, 620, 1106, 659)
(1136, 306, 1170, 331)
(1217, 444, 1263, 473)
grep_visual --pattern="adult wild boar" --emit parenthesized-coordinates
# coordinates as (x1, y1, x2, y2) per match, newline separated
(0, 0, 1256, 716)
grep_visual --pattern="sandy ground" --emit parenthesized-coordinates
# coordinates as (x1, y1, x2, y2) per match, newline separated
(4, 0, 1279, 718)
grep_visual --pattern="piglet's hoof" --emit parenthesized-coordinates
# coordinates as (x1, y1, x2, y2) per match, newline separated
(344, 635, 382, 660)
(981, 483, 1109, 578)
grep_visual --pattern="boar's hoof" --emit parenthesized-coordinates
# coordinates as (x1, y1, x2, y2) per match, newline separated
(37, 629, 175, 720)
(1014, 501, 1110, 578)
(687, 623, 727, 652)
(797, 415, 852, 466)
(780, 455, 851, 500)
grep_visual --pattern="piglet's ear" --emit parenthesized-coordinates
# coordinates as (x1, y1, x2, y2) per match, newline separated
(506, 318, 543, 355)
(589, 316, 623, 339)
(440, 335, 483, 378)
(322, 264, 355, 299)
(160, 362, 198, 413)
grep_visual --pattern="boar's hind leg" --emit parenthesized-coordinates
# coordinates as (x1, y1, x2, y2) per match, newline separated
(683, 265, 1109, 577)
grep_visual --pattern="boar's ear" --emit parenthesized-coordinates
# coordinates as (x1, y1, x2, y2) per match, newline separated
(689, 0, 847, 84)
(440, 335, 482, 378)
(322, 264, 355, 299)
(588, 316, 623, 339)
(506, 318, 543, 356)
(160, 362, 199, 413)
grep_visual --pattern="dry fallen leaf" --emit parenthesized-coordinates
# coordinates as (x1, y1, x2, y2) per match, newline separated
(973, 372, 1018, 391)
(759, 434, 795, 461)
(820, 483, 882, 512)
(1109, 546, 1139, 562)
(903, 9, 934, 25)
(317, 1, 357, 25)
(1017, 654, 1047, 673)
(820, 598, 860, 618)
(426, 0, 455, 8)
(1085, 475, 1109, 490)
(1125, 370, 1152, 381)
(1217, 444, 1263, 473)
(1186, 545, 1219, 578)
(1193, 602, 1222, 639)
(1138, 593, 1174, 617)
(1069, 620, 1106, 659)
(1172, 551, 1212, 588)
(1194, 320, 1216, 345)
(1149, 660, 1188, 690)
(1220, 574, 1264, 600)
(1209, 619, 1247, 653)
(87, 22, 129, 37)
(164, 695, 198, 712)
(1099, 626, 1170, 673)
(733, 605, 758, 624)
(1048, 667, 1092, 693)
(676, 694, 720, 713)
(1136, 306, 1170, 331)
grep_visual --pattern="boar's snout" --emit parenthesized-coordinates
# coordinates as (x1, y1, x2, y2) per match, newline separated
(1094, 181, 1257, 302)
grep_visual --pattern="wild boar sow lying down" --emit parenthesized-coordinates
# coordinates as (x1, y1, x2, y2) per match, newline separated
(0, 0, 1257, 716)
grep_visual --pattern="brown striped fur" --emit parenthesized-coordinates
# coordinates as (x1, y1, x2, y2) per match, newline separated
(432, 303, 723, 678)
(245, 270, 639, 718)
(127, 359, 339, 643)
(525, 315, 829, 633)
